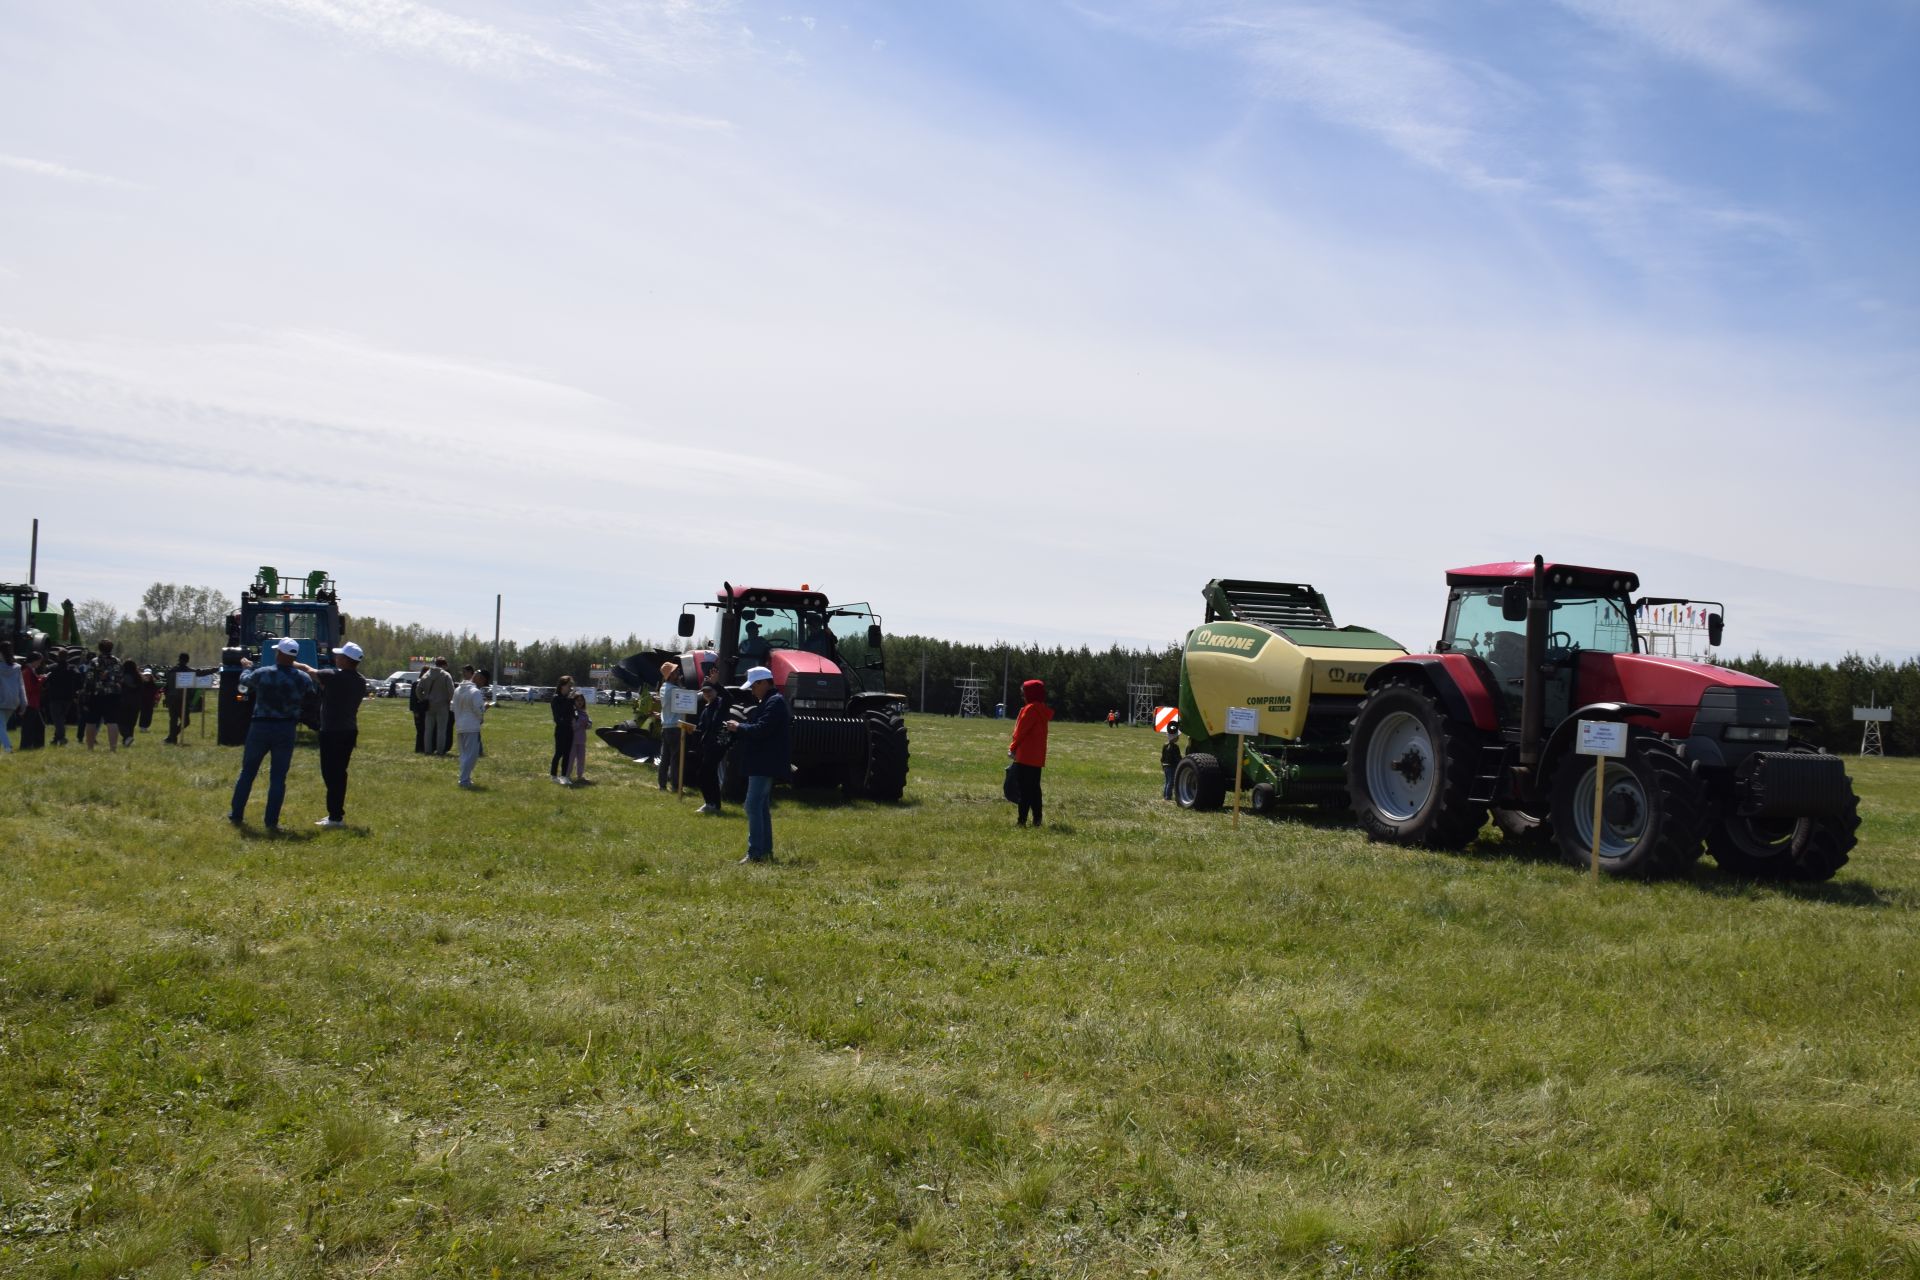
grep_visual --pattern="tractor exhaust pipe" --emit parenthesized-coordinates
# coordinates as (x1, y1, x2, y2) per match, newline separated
(1518, 553, 1549, 769)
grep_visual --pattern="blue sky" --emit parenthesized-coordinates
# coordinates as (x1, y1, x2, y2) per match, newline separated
(1, 0, 1915, 660)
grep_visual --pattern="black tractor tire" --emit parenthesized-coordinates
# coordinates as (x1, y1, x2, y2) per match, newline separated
(1345, 679, 1487, 850)
(861, 709, 910, 801)
(1548, 735, 1705, 877)
(1174, 753, 1226, 810)
(1249, 782, 1277, 815)
(1705, 745, 1858, 882)
(1492, 806, 1553, 845)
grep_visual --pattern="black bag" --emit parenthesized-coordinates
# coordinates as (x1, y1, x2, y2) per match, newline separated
(1003, 761, 1020, 803)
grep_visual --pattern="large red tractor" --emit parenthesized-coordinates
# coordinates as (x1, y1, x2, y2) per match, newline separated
(671, 583, 909, 801)
(1346, 557, 1860, 879)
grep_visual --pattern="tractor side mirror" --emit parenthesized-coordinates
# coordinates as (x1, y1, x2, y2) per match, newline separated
(1707, 612, 1723, 647)
(1501, 585, 1529, 623)
(867, 624, 883, 649)
(678, 612, 695, 638)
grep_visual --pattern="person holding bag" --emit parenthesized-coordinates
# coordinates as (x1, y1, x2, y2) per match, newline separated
(1007, 678, 1053, 827)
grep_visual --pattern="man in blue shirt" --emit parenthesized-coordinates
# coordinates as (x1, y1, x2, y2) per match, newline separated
(725, 665, 790, 864)
(227, 637, 315, 833)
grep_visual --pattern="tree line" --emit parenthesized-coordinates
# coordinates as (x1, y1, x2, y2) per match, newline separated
(57, 583, 1916, 750)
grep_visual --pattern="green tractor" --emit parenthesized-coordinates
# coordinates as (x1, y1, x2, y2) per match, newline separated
(1172, 579, 1406, 814)
(1, 583, 80, 655)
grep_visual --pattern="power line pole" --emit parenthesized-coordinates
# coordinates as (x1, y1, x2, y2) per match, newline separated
(919, 649, 927, 713)
(492, 594, 502, 680)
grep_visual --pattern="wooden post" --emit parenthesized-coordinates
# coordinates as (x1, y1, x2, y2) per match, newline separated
(1233, 733, 1246, 829)
(1590, 756, 1605, 880)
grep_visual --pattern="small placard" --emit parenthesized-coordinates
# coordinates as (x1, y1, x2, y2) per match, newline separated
(669, 687, 701, 715)
(1224, 706, 1259, 735)
(175, 673, 218, 689)
(1575, 719, 1628, 758)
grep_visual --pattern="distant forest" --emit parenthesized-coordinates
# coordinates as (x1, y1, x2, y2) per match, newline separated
(67, 583, 1913, 751)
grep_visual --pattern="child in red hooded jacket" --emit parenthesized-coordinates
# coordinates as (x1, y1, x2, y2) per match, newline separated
(1007, 678, 1053, 827)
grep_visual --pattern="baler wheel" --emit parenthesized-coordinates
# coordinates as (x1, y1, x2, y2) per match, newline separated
(1345, 679, 1487, 850)
(1249, 783, 1277, 815)
(862, 710, 911, 802)
(1174, 753, 1226, 810)
(1705, 744, 1858, 882)
(1548, 734, 1704, 877)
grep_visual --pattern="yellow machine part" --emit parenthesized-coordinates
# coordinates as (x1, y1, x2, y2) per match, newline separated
(1182, 621, 1406, 740)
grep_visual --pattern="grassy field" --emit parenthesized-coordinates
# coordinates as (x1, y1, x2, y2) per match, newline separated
(2, 704, 1916, 1278)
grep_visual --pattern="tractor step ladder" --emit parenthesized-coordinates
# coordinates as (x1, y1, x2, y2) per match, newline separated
(1469, 744, 1511, 805)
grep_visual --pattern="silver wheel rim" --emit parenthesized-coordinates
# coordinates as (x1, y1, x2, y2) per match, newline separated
(1568, 763, 1651, 860)
(1364, 710, 1436, 823)
(1176, 766, 1197, 807)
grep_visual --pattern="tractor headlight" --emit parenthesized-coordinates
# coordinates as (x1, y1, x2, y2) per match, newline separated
(1725, 726, 1789, 742)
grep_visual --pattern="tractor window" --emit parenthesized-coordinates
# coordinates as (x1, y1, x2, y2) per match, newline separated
(1443, 590, 1526, 666)
(1547, 595, 1635, 654)
(830, 605, 885, 693)
(248, 610, 288, 642)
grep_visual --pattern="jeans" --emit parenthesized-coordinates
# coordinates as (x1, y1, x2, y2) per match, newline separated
(230, 719, 297, 827)
(413, 706, 427, 753)
(698, 754, 723, 809)
(318, 729, 357, 821)
(45, 698, 70, 745)
(658, 726, 681, 790)
(458, 731, 481, 785)
(423, 709, 449, 755)
(0, 711, 12, 752)
(550, 723, 571, 777)
(1162, 764, 1176, 799)
(17, 708, 44, 750)
(744, 774, 774, 860)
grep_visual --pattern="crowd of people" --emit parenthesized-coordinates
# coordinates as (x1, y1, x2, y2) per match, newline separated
(4, 636, 1077, 861)
(0, 638, 198, 753)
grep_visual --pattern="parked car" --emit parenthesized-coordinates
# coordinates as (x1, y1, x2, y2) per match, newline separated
(386, 670, 421, 700)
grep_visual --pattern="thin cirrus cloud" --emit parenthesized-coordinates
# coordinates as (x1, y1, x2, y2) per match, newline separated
(0, 152, 139, 187)
(234, 0, 604, 75)
(1550, 0, 1818, 107)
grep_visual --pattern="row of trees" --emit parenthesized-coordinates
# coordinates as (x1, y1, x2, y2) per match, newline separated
(60, 583, 1915, 751)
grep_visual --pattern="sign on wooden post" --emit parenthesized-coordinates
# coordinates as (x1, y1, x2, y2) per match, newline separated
(1224, 707, 1258, 827)
(1575, 720, 1629, 879)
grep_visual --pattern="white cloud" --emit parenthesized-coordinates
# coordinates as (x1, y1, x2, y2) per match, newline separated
(0, 153, 137, 187)
(1555, 161, 1802, 277)
(1553, 0, 1817, 106)
(236, 0, 603, 74)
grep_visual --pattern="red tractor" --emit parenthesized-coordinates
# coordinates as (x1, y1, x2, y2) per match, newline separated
(1345, 556, 1860, 879)
(673, 583, 909, 801)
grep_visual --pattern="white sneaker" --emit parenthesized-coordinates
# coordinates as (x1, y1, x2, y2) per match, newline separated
(550, 775, 565, 784)
(558, 777, 570, 786)
(694, 804, 715, 814)
(314, 818, 345, 829)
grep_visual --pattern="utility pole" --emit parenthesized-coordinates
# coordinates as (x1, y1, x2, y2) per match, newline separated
(492, 595, 502, 681)
(919, 649, 927, 713)
(1001, 647, 1010, 715)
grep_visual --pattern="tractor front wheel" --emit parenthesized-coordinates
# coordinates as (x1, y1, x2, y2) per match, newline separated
(1548, 736, 1704, 877)
(1345, 680, 1487, 849)
(1174, 753, 1226, 810)
(1705, 745, 1858, 882)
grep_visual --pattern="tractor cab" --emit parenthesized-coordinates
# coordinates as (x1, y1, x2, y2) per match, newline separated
(1438, 562, 1644, 731)
(217, 566, 346, 745)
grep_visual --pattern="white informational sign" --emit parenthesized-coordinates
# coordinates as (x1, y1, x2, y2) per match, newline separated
(1575, 719, 1628, 758)
(1225, 706, 1259, 736)
(1853, 706, 1893, 722)
(669, 687, 701, 715)
(174, 673, 218, 690)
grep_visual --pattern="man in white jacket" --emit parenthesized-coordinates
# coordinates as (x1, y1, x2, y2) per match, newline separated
(453, 668, 491, 788)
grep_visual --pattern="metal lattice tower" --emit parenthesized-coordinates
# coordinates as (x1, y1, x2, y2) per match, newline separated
(955, 672, 988, 718)
(1855, 702, 1891, 757)
(1127, 680, 1161, 727)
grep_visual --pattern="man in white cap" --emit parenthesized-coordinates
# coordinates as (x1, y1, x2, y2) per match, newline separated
(724, 665, 789, 863)
(227, 637, 315, 833)
(306, 641, 368, 828)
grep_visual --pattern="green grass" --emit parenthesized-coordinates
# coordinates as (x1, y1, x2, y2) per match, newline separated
(2, 706, 1917, 1278)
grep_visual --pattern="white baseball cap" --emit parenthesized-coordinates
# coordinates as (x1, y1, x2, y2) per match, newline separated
(274, 637, 300, 655)
(336, 641, 364, 663)
(743, 665, 775, 685)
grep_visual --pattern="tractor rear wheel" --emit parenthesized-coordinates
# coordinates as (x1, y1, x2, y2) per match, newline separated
(1705, 745, 1858, 882)
(1548, 735, 1704, 877)
(1174, 753, 1226, 810)
(861, 709, 910, 801)
(1345, 680, 1487, 849)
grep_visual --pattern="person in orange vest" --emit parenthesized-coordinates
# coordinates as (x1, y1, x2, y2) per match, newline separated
(1008, 678, 1054, 827)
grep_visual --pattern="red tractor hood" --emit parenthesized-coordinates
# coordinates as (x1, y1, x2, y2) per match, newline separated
(767, 650, 842, 688)
(1578, 653, 1777, 737)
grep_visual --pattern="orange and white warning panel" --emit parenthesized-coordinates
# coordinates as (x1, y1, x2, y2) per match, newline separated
(1152, 705, 1180, 733)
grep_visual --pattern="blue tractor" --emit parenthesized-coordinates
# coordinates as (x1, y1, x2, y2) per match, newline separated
(217, 566, 346, 745)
